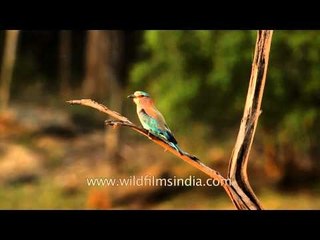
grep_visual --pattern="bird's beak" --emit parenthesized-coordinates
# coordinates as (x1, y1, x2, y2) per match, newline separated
(127, 94, 135, 99)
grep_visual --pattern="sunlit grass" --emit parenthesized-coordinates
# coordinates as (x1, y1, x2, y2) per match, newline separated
(0, 179, 87, 209)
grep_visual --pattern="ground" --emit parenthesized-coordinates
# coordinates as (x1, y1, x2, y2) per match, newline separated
(0, 101, 319, 209)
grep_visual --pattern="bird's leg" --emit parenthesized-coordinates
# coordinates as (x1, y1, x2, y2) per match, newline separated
(147, 130, 153, 140)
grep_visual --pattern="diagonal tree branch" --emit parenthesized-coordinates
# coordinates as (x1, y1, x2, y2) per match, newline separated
(227, 30, 273, 209)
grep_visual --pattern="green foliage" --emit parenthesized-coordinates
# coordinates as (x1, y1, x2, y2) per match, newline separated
(263, 31, 320, 152)
(130, 30, 320, 156)
(130, 30, 255, 132)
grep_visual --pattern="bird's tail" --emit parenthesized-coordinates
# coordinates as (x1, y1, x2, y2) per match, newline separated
(167, 142, 199, 161)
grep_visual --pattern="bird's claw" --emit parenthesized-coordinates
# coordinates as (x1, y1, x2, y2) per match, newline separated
(147, 131, 152, 140)
(105, 120, 120, 129)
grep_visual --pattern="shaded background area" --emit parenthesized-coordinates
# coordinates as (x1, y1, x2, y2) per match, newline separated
(0, 30, 319, 209)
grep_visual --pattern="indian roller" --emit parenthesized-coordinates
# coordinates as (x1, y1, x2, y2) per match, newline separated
(128, 91, 198, 161)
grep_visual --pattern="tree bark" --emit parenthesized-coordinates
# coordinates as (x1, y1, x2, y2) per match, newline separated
(0, 30, 20, 112)
(104, 31, 125, 161)
(82, 30, 100, 98)
(82, 30, 125, 161)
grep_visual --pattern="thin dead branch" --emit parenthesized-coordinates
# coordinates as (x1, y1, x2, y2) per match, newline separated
(227, 30, 273, 209)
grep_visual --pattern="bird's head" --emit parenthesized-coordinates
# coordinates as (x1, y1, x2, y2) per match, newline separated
(127, 91, 152, 105)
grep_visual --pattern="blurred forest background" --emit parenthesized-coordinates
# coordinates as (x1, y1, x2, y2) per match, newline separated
(0, 30, 319, 209)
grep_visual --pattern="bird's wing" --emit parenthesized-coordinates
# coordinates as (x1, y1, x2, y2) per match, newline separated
(138, 109, 158, 130)
(143, 106, 169, 132)
(139, 107, 177, 143)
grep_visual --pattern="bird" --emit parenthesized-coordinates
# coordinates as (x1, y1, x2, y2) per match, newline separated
(128, 90, 198, 161)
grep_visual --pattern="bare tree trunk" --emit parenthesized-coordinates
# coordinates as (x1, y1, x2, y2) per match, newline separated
(82, 30, 126, 161)
(104, 30, 125, 161)
(59, 30, 72, 97)
(82, 30, 102, 98)
(0, 30, 20, 112)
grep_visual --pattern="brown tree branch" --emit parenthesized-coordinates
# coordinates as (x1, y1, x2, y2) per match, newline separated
(67, 99, 131, 123)
(227, 30, 273, 210)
